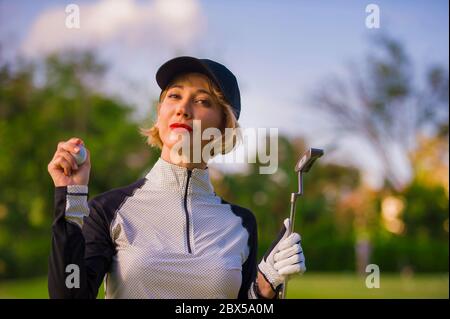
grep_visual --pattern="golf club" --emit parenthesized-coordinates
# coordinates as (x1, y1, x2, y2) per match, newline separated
(279, 148, 323, 299)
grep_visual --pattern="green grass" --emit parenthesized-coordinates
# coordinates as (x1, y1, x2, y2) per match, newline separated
(286, 273, 449, 299)
(0, 273, 448, 299)
(0, 277, 49, 299)
(0, 277, 104, 299)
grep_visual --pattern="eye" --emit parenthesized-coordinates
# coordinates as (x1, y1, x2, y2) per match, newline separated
(168, 93, 181, 99)
(196, 99, 211, 106)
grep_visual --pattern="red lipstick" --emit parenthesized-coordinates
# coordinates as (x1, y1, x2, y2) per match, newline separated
(170, 123, 193, 132)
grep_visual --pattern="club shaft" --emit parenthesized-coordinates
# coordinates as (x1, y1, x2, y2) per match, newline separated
(279, 148, 322, 299)
(280, 188, 300, 299)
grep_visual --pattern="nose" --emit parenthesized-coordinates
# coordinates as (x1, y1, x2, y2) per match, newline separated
(175, 97, 193, 119)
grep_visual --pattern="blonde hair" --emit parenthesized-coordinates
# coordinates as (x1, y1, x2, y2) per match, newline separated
(139, 73, 241, 157)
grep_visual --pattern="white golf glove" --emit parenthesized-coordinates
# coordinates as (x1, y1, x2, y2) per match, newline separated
(258, 218, 306, 292)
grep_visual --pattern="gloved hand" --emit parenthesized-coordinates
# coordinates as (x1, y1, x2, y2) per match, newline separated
(258, 218, 306, 292)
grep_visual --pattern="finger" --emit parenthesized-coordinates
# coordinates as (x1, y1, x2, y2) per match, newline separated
(274, 244, 302, 262)
(278, 262, 306, 276)
(277, 232, 301, 251)
(68, 137, 84, 146)
(57, 150, 79, 170)
(264, 218, 291, 261)
(274, 253, 302, 270)
(283, 218, 291, 232)
(276, 218, 291, 243)
(57, 157, 72, 176)
(57, 141, 82, 155)
(54, 156, 72, 176)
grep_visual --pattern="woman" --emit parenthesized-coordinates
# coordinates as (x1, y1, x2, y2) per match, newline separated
(47, 56, 306, 299)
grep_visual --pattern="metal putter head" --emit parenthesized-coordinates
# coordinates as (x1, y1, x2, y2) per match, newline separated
(295, 148, 324, 173)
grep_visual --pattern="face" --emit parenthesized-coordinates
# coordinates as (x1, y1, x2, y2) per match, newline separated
(156, 72, 225, 164)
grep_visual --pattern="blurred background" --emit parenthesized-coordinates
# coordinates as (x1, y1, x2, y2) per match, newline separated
(0, 0, 448, 298)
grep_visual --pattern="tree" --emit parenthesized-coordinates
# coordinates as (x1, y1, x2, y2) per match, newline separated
(0, 51, 160, 279)
(311, 35, 449, 191)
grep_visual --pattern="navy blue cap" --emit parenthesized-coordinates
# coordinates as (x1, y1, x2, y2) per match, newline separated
(156, 56, 241, 120)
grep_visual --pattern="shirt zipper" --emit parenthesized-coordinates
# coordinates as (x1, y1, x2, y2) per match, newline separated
(183, 170, 193, 254)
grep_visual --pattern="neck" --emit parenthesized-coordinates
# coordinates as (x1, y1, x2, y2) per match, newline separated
(161, 147, 208, 170)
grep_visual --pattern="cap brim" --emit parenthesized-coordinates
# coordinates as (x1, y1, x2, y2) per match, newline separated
(156, 56, 221, 91)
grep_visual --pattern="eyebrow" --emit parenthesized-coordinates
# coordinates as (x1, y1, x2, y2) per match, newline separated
(168, 85, 211, 96)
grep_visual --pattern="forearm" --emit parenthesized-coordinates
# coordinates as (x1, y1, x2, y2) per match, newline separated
(247, 271, 278, 299)
(48, 186, 101, 299)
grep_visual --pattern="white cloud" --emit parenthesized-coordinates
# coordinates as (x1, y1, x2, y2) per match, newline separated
(21, 0, 205, 57)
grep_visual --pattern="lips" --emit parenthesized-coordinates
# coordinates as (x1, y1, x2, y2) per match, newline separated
(169, 123, 193, 132)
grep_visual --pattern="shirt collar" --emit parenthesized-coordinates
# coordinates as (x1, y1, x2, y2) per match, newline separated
(145, 157, 215, 195)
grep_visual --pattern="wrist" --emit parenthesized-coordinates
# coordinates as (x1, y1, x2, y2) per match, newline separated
(258, 261, 283, 291)
(67, 184, 88, 194)
(64, 185, 90, 228)
(256, 272, 277, 299)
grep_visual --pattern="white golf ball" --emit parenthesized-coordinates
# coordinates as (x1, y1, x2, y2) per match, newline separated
(72, 145, 87, 165)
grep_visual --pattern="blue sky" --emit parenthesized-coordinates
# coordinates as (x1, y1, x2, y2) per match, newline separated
(1, 0, 448, 187)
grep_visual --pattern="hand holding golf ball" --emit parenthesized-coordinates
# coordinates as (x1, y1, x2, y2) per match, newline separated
(48, 137, 91, 187)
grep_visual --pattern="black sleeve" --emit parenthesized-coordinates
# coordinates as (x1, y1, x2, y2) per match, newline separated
(48, 187, 114, 299)
(224, 201, 258, 299)
(238, 210, 258, 299)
